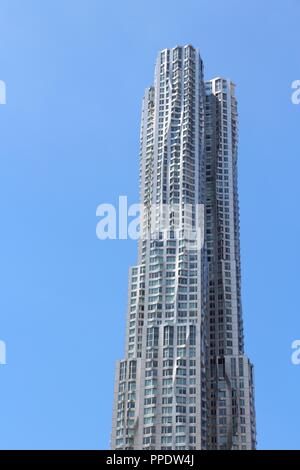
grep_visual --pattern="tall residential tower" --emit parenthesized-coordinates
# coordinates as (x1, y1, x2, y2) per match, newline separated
(111, 45, 256, 450)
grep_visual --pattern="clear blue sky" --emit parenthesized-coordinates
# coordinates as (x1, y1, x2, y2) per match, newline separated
(0, 0, 299, 450)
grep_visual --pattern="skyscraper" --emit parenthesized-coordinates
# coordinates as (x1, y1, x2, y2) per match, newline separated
(111, 45, 256, 450)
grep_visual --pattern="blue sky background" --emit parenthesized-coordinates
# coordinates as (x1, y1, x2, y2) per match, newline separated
(0, 0, 299, 450)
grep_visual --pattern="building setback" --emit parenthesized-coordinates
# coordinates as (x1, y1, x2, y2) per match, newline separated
(111, 45, 256, 450)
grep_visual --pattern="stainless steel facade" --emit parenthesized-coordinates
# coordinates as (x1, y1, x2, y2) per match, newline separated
(111, 46, 256, 450)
